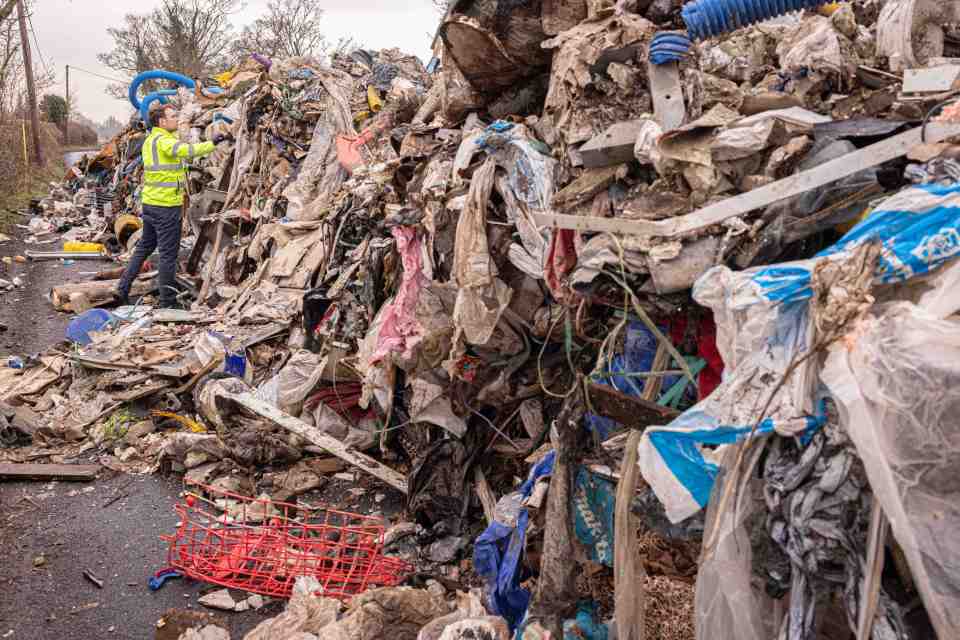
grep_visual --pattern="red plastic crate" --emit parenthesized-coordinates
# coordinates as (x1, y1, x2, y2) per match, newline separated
(162, 485, 411, 600)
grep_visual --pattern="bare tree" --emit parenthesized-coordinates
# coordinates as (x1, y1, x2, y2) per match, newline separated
(232, 0, 330, 61)
(98, 0, 240, 98)
(0, 0, 52, 123)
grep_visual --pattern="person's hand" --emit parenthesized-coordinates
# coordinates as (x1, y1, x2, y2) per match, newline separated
(211, 132, 234, 145)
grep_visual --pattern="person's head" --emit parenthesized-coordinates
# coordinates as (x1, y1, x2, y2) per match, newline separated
(149, 104, 179, 132)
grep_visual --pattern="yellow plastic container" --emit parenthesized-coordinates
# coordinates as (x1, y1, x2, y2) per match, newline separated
(63, 241, 106, 254)
(114, 214, 143, 245)
(367, 85, 383, 113)
(818, 2, 842, 17)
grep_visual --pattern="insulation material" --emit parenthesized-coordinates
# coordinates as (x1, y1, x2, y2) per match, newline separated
(540, 13, 658, 146)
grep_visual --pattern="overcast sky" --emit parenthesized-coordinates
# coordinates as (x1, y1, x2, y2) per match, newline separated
(31, 0, 439, 123)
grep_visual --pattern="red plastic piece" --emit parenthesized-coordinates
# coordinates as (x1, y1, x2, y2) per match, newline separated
(162, 485, 411, 600)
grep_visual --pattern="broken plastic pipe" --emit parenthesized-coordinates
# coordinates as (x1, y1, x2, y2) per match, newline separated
(681, 0, 834, 41)
(26, 250, 113, 261)
(652, 0, 835, 65)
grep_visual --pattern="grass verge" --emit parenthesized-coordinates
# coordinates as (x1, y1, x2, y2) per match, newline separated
(0, 160, 65, 228)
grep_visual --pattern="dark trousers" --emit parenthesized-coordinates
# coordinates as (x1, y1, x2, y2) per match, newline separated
(118, 203, 183, 306)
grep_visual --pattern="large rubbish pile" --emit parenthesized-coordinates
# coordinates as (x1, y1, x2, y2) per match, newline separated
(5, 1, 960, 638)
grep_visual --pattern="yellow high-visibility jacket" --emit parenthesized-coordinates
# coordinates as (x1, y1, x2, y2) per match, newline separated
(141, 127, 215, 207)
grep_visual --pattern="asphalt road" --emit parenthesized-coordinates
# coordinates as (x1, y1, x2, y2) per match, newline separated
(0, 473, 277, 640)
(0, 210, 278, 638)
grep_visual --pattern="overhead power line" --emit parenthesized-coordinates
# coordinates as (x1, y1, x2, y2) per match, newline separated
(26, 13, 51, 76)
(68, 65, 128, 84)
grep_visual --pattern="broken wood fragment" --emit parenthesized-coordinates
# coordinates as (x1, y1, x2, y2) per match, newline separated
(221, 392, 408, 494)
(0, 463, 99, 481)
(580, 121, 648, 168)
(587, 382, 680, 428)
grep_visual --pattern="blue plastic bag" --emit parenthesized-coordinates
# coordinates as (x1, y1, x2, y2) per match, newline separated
(67, 309, 115, 346)
(474, 451, 556, 631)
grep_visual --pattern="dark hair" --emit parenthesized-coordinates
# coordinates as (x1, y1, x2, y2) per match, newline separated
(149, 105, 173, 128)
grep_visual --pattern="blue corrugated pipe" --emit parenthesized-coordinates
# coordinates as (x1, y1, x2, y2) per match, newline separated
(651, 0, 834, 64)
(139, 89, 177, 125)
(129, 69, 224, 122)
(129, 70, 196, 111)
(682, 0, 833, 41)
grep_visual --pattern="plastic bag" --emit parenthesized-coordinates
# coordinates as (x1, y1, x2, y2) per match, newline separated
(694, 446, 780, 640)
(474, 451, 556, 630)
(256, 350, 325, 416)
(822, 302, 960, 639)
(194, 331, 252, 384)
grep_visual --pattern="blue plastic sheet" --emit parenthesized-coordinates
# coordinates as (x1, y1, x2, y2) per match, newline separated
(754, 182, 960, 302)
(66, 309, 115, 346)
(474, 451, 556, 631)
(563, 602, 609, 640)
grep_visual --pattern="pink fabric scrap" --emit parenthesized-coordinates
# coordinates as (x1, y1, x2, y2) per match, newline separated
(372, 227, 428, 363)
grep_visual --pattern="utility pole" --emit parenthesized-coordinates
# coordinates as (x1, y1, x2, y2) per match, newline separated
(65, 64, 70, 146)
(16, 0, 42, 166)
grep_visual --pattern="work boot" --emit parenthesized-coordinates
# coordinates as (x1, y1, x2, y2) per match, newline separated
(158, 298, 185, 311)
(114, 288, 130, 307)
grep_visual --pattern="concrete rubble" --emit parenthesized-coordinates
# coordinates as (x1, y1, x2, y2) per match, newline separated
(4, 1, 960, 639)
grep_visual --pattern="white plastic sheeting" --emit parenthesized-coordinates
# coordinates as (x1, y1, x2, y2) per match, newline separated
(823, 301, 960, 640)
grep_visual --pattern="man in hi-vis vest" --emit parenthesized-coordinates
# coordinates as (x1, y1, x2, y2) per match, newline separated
(116, 103, 227, 308)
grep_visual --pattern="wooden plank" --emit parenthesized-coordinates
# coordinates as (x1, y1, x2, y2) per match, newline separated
(51, 276, 154, 312)
(587, 382, 680, 428)
(474, 467, 497, 526)
(222, 392, 409, 494)
(0, 463, 99, 481)
(580, 121, 647, 168)
(532, 123, 960, 237)
(70, 354, 194, 378)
